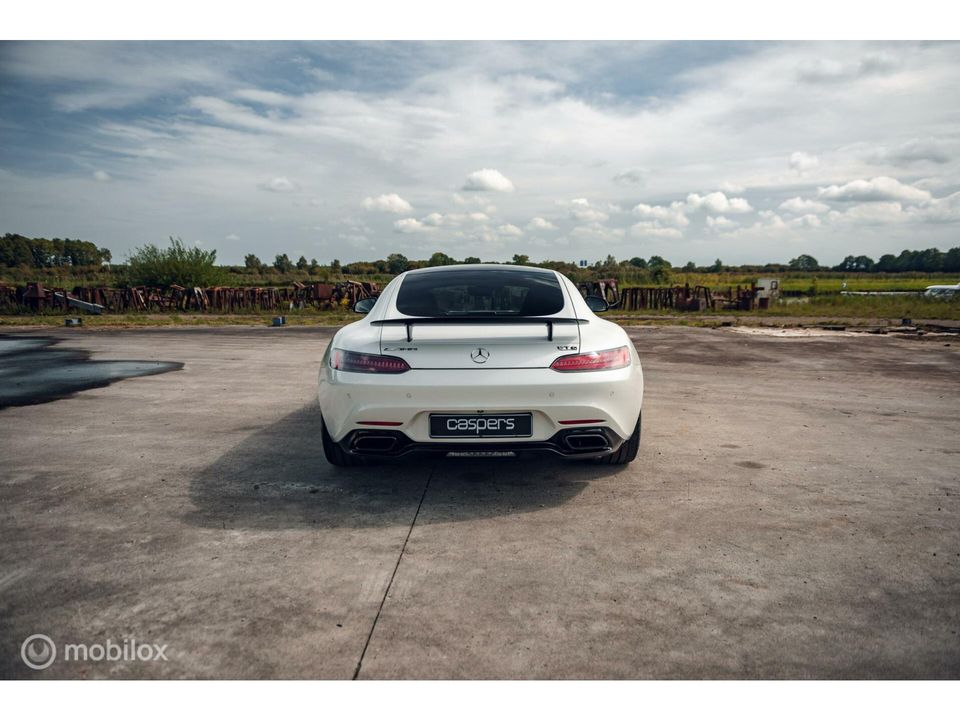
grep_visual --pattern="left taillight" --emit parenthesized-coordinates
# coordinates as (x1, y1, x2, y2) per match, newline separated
(550, 345, 631, 372)
(331, 349, 410, 374)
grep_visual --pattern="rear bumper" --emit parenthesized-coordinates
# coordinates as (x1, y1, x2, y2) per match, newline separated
(318, 365, 644, 443)
(339, 425, 626, 459)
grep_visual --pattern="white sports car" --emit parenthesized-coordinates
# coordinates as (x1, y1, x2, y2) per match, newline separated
(317, 264, 643, 466)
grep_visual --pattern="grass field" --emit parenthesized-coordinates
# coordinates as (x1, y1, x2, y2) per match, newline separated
(2, 294, 957, 328)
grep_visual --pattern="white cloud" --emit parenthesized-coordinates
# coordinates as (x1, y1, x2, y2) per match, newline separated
(497, 224, 524, 237)
(915, 191, 960, 223)
(92, 170, 111, 182)
(419, 212, 489, 227)
(526, 217, 557, 231)
(462, 168, 515, 193)
(632, 202, 689, 227)
(719, 181, 745, 194)
(789, 214, 822, 228)
(818, 176, 931, 203)
(260, 176, 298, 193)
(393, 218, 430, 233)
(568, 198, 609, 223)
(685, 191, 753, 214)
(362, 193, 413, 213)
(779, 197, 830, 214)
(789, 151, 820, 175)
(827, 202, 908, 225)
(224, 233, 240, 241)
(706, 215, 737, 230)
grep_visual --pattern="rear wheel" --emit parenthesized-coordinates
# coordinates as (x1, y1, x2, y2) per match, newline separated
(321, 414, 367, 467)
(599, 413, 641, 465)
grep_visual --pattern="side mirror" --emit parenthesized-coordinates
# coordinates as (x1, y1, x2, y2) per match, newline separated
(353, 297, 377, 314)
(584, 295, 609, 313)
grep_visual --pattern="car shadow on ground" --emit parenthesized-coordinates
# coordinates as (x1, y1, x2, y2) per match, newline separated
(186, 404, 629, 530)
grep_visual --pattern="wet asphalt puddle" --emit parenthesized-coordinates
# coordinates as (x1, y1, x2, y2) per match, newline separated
(0, 335, 183, 409)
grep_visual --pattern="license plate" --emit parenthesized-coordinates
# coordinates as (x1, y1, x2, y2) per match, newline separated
(429, 413, 532, 438)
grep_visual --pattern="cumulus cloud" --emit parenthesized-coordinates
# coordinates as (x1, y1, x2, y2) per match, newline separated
(706, 216, 738, 230)
(92, 170, 111, 182)
(789, 151, 820, 175)
(685, 191, 753, 214)
(568, 198, 609, 223)
(526, 217, 557, 231)
(827, 202, 908, 225)
(818, 176, 931, 203)
(612, 168, 645, 185)
(497, 224, 524, 237)
(421, 211, 489, 227)
(779, 197, 830, 214)
(462, 168, 515, 193)
(393, 218, 429, 233)
(631, 202, 689, 227)
(362, 193, 413, 213)
(260, 176, 298, 193)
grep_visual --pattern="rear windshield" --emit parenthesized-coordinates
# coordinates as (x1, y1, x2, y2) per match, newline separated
(395, 269, 566, 317)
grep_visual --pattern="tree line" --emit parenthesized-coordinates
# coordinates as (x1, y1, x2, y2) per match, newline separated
(4, 232, 959, 283)
(1, 233, 112, 268)
(232, 246, 960, 277)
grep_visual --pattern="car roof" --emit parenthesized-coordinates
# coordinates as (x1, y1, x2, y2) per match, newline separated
(403, 263, 556, 277)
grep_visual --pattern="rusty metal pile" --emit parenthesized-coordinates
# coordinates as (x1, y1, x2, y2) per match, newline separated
(1, 281, 379, 314)
(578, 279, 764, 312)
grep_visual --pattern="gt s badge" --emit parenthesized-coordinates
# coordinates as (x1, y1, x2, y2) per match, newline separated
(556, 345, 578, 351)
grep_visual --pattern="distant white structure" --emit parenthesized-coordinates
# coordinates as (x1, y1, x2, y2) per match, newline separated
(923, 282, 960, 298)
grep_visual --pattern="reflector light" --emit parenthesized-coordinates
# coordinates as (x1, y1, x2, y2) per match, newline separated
(331, 350, 410, 374)
(558, 419, 604, 425)
(550, 346, 631, 372)
(357, 421, 404, 426)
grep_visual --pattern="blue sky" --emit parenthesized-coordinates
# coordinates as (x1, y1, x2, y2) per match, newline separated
(1, 40, 959, 265)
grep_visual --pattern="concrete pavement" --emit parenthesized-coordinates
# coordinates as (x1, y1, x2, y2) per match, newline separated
(1, 326, 957, 678)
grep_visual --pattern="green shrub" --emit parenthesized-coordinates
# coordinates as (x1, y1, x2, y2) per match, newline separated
(126, 237, 227, 288)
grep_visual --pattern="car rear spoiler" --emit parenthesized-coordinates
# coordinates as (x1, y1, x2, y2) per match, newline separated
(371, 316, 587, 342)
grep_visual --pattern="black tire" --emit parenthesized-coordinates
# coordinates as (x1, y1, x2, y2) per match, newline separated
(321, 414, 366, 467)
(599, 412, 641, 465)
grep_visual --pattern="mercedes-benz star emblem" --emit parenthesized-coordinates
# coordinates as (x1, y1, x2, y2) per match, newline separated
(470, 347, 490, 364)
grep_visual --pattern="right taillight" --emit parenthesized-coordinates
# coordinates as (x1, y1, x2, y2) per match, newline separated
(550, 345, 631, 372)
(331, 349, 410, 374)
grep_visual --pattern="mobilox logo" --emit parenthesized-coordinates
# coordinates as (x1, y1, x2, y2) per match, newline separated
(21, 634, 56, 670)
(20, 634, 169, 670)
